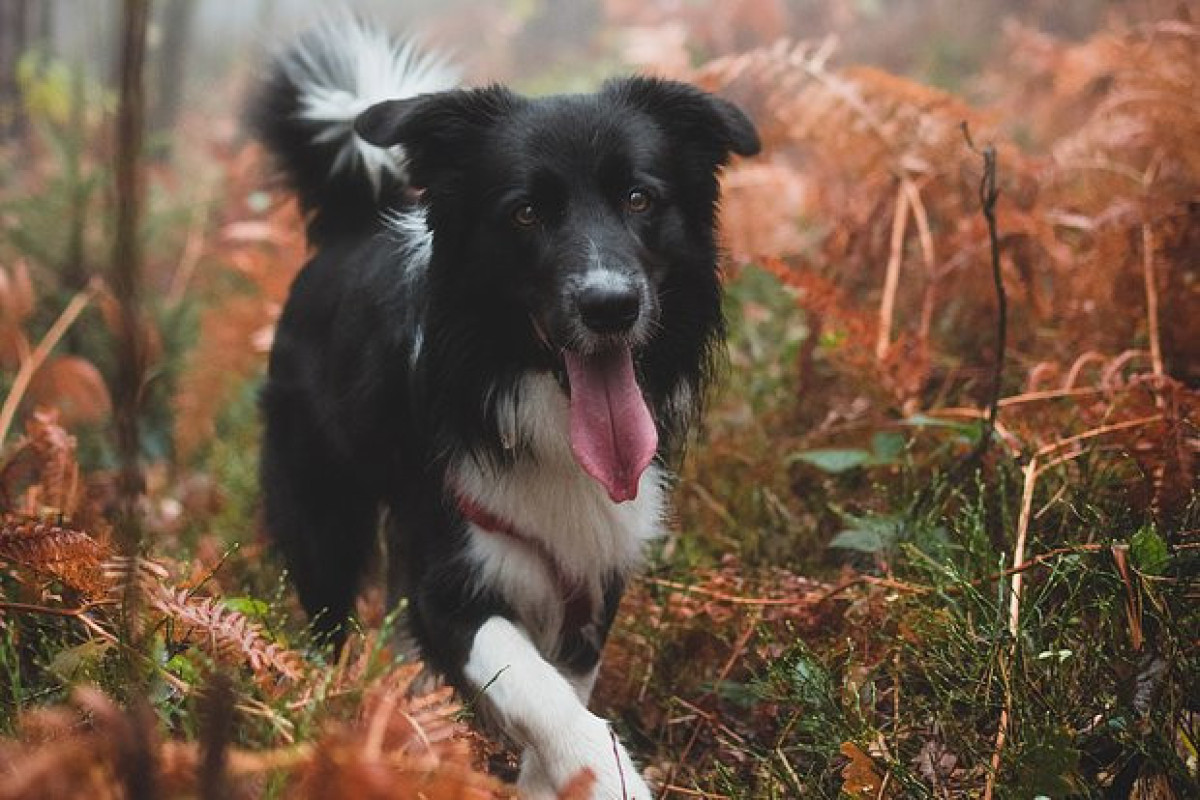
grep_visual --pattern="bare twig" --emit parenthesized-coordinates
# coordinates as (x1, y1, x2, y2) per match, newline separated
(0, 282, 99, 448)
(0, 599, 116, 617)
(997, 386, 1108, 407)
(1032, 414, 1162, 463)
(815, 574, 930, 604)
(646, 576, 831, 606)
(1140, 224, 1164, 378)
(876, 183, 911, 360)
(901, 178, 938, 347)
(776, 746, 804, 797)
(912, 126, 1005, 514)
(962, 123, 1006, 465)
(660, 785, 730, 799)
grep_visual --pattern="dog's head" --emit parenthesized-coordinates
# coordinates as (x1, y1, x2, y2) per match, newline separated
(357, 79, 759, 500)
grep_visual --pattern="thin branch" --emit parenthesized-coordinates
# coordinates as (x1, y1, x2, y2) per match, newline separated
(1063, 351, 1108, 388)
(1031, 414, 1162, 463)
(646, 576, 831, 606)
(901, 178, 938, 347)
(0, 599, 116, 617)
(913, 126, 1005, 514)
(661, 784, 731, 799)
(997, 386, 1108, 407)
(1141, 224, 1164, 377)
(0, 281, 100, 447)
(815, 574, 931, 604)
(876, 183, 911, 361)
(962, 123, 1006, 464)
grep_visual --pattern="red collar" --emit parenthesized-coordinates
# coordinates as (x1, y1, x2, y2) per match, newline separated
(454, 490, 595, 633)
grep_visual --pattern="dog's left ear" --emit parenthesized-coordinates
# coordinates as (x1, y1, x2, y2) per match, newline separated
(355, 85, 517, 190)
(604, 77, 761, 167)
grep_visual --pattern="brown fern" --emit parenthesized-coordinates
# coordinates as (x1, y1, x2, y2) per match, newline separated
(149, 586, 306, 687)
(699, 12, 1199, 435)
(0, 515, 109, 597)
(287, 661, 510, 798)
(22, 409, 81, 517)
(0, 687, 158, 800)
(172, 147, 306, 462)
(99, 552, 308, 688)
(1, 409, 86, 519)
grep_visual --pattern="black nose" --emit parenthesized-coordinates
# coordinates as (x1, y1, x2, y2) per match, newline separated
(578, 285, 641, 334)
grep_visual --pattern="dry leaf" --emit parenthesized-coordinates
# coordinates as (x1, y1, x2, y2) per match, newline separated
(27, 357, 113, 426)
(840, 741, 892, 797)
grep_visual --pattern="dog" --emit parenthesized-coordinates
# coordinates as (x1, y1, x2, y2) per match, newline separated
(251, 18, 758, 799)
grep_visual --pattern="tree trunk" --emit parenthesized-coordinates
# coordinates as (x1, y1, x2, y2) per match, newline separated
(0, 0, 31, 140)
(148, 0, 196, 156)
(111, 0, 152, 547)
(31, 0, 53, 49)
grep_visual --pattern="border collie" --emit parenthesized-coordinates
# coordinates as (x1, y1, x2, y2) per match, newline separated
(251, 19, 758, 799)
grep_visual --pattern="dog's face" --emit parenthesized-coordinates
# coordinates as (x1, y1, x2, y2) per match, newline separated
(357, 79, 759, 500)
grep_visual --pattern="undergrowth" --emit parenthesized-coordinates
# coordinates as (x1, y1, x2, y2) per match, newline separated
(1, 3, 1197, 798)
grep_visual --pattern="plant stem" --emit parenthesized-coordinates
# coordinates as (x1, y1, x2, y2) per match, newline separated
(111, 0, 152, 549)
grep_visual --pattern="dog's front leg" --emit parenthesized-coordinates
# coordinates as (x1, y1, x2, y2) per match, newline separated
(465, 616, 651, 800)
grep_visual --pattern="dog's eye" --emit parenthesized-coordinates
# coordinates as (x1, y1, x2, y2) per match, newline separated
(511, 202, 538, 227)
(626, 188, 653, 213)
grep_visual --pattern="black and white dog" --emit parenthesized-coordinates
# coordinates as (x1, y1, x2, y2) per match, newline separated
(252, 19, 758, 799)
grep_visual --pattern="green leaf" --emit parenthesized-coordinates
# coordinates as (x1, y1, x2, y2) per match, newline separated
(1130, 527, 1169, 575)
(902, 413, 966, 429)
(48, 639, 112, 682)
(870, 431, 906, 462)
(790, 448, 872, 473)
(829, 512, 903, 553)
(829, 528, 889, 553)
(165, 652, 201, 684)
(223, 597, 270, 617)
(902, 413, 981, 441)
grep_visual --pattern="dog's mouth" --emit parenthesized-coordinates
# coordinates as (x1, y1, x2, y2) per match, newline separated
(532, 317, 657, 503)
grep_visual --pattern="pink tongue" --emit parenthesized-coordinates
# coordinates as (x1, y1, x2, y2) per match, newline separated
(564, 348, 658, 503)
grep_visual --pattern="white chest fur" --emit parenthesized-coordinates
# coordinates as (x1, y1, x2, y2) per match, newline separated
(451, 373, 665, 652)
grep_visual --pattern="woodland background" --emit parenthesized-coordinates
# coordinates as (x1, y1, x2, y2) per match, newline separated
(0, 0, 1197, 797)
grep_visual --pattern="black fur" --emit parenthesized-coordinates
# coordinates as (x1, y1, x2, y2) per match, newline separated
(252, 37, 759, 691)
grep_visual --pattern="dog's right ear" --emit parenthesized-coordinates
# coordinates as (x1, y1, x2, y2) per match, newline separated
(355, 86, 517, 190)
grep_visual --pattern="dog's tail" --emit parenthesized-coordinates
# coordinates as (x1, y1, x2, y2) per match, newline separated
(249, 17, 459, 243)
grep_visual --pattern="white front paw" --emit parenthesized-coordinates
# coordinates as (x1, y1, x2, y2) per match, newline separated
(525, 714, 652, 800)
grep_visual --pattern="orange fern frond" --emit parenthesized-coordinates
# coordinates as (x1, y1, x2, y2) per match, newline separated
(0, 687, 159, 800)
(290, 662, 508, 799)
(0, 515, 109, 597)
(172, 147, 306, 462)
(148, 586, 307, 687)
(22, 409, 81, 517)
